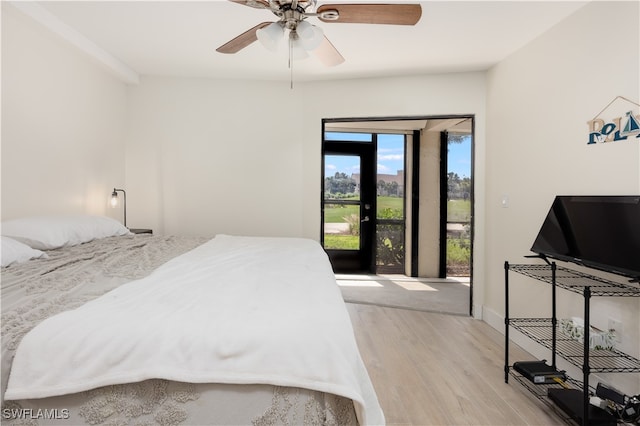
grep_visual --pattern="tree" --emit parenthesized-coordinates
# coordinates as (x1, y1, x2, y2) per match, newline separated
(325, 172, 356, 196)
(388, 181, 399, 197)
(447, 172, 471, 200)
(448, 133, 468, 144)
(377, 180, 400, 197)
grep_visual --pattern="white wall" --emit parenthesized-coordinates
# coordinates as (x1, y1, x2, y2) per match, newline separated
(125, 77, 302, 236)
(1, 3, 127, 221)
(126, 74, 487, 235)
(484, 1, 639, 393)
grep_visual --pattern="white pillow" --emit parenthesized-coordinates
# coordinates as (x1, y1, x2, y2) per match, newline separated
(1, 236, 48, 267)
(1, 215, 131, 250)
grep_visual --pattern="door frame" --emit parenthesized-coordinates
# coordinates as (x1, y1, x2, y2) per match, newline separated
(321, 115, 475, 316)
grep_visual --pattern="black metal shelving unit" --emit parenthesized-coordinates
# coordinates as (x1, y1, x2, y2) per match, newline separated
(504, 262, 640, 425)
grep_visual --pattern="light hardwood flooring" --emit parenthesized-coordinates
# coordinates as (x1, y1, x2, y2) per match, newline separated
(346, 303, 563, 425)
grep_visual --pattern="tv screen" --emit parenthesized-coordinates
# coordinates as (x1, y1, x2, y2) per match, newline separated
(531, 196, 640, 279)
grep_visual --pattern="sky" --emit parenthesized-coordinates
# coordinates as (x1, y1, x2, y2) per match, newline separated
(447, 136, 472, 178)
(324, 133, 471, 179)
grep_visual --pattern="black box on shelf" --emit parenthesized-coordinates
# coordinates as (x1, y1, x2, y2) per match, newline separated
(548, 388, 617, 426)
(513, 360, 567, 384)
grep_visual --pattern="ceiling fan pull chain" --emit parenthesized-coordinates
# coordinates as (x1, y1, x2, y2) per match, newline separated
(288, 33, 292, 69)
(289, 34, 294, 89)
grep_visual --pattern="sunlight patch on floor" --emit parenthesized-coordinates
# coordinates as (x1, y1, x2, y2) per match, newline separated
(335, 274, 380, 281)
(390, 281, 438, 291)
(336, 273, 470, 316)
(447, 277, 471, 287)
(337, 280, 384, 288)
(335, 273, 470, 289)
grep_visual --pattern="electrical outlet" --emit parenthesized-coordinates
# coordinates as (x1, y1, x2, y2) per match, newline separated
(608, 318, 623, 343)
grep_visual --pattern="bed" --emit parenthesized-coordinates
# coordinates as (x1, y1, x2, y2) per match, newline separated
(1, 215, 384, 425)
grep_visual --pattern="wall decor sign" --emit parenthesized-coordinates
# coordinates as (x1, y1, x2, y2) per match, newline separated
(587, 96, 640, 144)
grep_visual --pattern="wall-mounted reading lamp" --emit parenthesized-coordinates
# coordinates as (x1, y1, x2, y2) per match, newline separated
(110, 188, 127, 227)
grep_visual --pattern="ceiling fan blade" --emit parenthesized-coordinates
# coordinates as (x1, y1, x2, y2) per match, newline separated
(313, 36, 345, 67)
(216, 22, 271, 54)
(317, 4, 422, 25)
(228, 0, 270, 9)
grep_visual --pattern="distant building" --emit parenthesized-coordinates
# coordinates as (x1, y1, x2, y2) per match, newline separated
(351, 170, 404, 196)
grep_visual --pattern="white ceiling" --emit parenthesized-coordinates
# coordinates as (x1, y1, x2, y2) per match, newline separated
(13, 1, 588, 84)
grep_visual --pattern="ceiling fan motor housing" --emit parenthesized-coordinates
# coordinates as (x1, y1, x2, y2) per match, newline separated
(271, 0, 320, 30)
(280, 6, 306, 29)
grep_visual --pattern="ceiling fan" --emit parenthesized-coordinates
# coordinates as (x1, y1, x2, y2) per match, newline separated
(216, 0, 422, 67)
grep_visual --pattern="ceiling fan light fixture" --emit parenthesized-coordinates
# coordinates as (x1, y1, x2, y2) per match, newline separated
(296, 20, 324, 51)
(256, 21, 284, 51)
(289, 31, 310, 60)
(220, 1, 422, 70)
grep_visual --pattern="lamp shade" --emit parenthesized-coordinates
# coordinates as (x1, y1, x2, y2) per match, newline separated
(296, 20, 324, 51)
(289, 32, 310, 60)
(256, 22, 284, 52)
(110, 190, 119, 207)
(110, 188, 127, 227)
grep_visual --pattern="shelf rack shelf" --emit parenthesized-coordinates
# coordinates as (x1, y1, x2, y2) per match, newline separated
(504, 262, 640, 426)
(509, 318, 640, 373)
(509, 368, 587, 400)
(508, 368, 587, 425)
(508, 264, 640, 297)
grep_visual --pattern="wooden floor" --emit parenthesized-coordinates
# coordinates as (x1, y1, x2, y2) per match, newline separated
(346, 303, 563, 425)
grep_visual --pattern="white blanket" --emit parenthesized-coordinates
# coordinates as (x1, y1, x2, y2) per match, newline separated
(5, 235, 384, 425)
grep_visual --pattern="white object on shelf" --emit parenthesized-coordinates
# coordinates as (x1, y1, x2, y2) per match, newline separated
(559, 317, 616, 350)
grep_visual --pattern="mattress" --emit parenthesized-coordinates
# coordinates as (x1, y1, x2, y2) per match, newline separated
(1, 233, 380, 425)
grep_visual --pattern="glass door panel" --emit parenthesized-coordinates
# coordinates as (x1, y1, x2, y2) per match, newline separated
(446, 133, 472, 277)
(323, 204, 360, 250)
(375, 134, 405, 273)
(323, 155, 361, 250)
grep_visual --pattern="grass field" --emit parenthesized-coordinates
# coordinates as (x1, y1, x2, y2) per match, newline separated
(324, 196, 403, 223)
(324, 234, 359, 250)
(376, 196, 403, 212)
(324, 197, 471, 274)
(324, 203, 359, 223)
(448, 199, 471, 222)
(324, 197, 470, 223)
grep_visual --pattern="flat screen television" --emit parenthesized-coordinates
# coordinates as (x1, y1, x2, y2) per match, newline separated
(530, 195, 640, 279)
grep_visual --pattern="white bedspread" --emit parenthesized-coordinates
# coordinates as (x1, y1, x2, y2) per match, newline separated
(5, 235, 384, 425)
